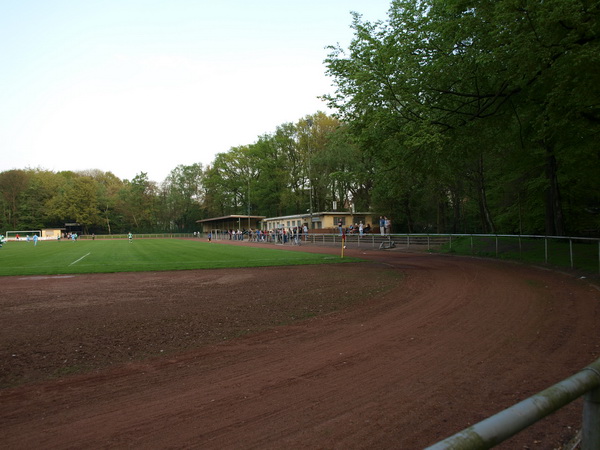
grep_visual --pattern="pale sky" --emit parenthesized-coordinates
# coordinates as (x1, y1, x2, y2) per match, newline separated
(0, 0, 390, 183)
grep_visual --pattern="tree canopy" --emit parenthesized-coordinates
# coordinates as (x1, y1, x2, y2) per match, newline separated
(323, 0, 599, 235)
(1, 0, 597, 236)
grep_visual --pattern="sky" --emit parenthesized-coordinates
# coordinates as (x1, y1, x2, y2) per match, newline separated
(0, 0, 391, 183)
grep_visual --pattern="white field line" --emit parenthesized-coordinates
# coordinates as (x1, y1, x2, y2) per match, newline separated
(61, 256, 339, 268)
(69, 252, 91, 266)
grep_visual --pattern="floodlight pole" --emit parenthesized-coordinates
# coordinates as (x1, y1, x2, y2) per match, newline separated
(307, 118, 314, 229)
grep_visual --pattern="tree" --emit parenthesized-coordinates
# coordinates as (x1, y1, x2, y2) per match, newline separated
(46, 175, 102, 234)
(83, 170, 125, 234)
(324, 0, 600, 235)
(203, 150, 251, 217)
(119, 172, 160, 232)
(0, 170, 31, 229)
(162, 164, 205, 231)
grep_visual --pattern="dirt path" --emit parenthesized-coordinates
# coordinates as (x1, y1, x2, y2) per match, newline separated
(1, 244, 599, 449)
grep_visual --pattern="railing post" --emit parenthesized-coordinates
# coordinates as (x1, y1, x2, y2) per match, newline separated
(570, 239, 574, 269)
(582, 384, 600, 450)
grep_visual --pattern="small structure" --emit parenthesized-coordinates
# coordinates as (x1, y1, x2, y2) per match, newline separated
(261, 211, 374, 232)
(42, 229, 63, 240)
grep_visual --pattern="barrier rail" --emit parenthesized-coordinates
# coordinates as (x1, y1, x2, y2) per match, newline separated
(271, 233, 600, 273)
(425, 357, 600, 449)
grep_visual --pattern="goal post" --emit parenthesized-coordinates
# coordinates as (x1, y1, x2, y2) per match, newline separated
(5, 230, 42, 241)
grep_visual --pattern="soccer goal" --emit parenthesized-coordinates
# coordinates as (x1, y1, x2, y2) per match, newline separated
(5, 230, 42, 241)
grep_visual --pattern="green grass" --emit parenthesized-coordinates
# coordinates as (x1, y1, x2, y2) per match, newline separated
(0, 239, 361, 276)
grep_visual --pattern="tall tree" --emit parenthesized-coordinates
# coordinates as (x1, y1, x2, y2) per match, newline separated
(83, 170, 125, 234)
(162, 164, 205, 231)
(0, 170, 31, 229)
(46, 175, 102, 234)
(325, 0, 600, 235)
(119, 172, 160, 232)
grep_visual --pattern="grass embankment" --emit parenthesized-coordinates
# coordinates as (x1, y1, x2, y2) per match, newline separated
(438, 235, 599, 274)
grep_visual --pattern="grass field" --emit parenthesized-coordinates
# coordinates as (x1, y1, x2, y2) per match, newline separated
(0, 238, 359, 276)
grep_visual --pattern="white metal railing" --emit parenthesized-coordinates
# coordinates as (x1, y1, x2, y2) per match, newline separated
(254, 233, 600, 273)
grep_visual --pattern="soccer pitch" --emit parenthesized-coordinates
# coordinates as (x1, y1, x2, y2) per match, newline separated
(0, 239, 358, 276)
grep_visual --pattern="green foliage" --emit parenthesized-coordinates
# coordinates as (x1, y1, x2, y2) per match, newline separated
(324, 0, 600, 236)
(0, 169, 31, 229)
(1, 2, 597, 236)
(162, 164, 205, 231)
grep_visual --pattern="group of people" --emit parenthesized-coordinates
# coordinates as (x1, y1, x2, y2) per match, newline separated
(6, 234, 40, 245)
(235, 227, 306, 244)
(346, 222, 371, 235)
(198, 227, 308, 244)
(195, 216, 394, 243)
(338, 220, 383, 236)
(379, 216, 392, 235)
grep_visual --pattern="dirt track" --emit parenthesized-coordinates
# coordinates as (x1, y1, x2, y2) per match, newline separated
(1, 242, 599, 449)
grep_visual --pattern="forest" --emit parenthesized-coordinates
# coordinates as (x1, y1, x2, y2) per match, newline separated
(1, 0, 598, 236)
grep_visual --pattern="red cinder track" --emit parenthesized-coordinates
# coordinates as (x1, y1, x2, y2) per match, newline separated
(1, 243, 599, 449)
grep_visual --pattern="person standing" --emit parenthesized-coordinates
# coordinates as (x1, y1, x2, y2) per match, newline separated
(359, 221, 364, 236)
(379, 216, 385, 235)
(338, 219, 343, 236)
(33, 234, 38, 246)
(128, 232, 133, 243)
(385, 217, 391, 235)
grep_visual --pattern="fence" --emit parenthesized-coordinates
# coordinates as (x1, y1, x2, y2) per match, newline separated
(232, 232, 599, 274)
(76, 232, 599, 273)
(442, 234, 600, 274)
(79, 233, 198, 240)
(426, 357, 600, 449)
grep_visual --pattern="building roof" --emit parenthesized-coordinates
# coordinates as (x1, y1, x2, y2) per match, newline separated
(196, 215, 266, 223)
(262, 211, 372, 221)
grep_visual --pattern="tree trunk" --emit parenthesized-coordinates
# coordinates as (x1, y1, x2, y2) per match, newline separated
(476, 155, 495, 234)
(451, 186, 462, 234)
(543, 143, 565, 236)
(403, 196, 414, 233)
(436, 189, 447, 233)
(102, 205, 112, 234)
